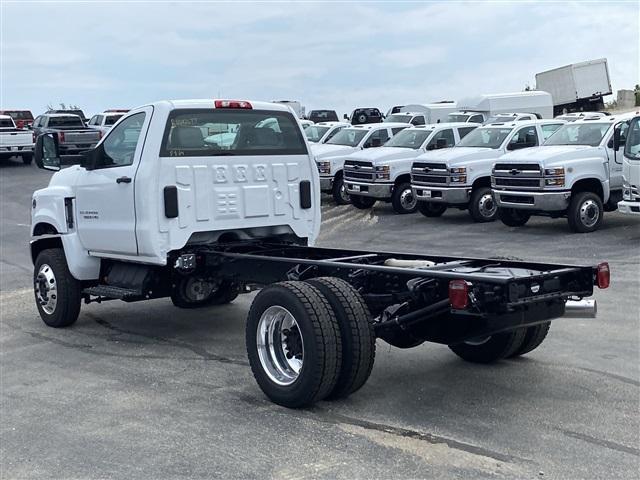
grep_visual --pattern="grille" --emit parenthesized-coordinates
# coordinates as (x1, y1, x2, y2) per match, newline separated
(494, 178, 541, 188)
(493, 163, 541, 173)
(413, 162, 448, 171)
(345, 160, 374, 168)
(412, 174, 447, 184)
(345, 171, 374, 181)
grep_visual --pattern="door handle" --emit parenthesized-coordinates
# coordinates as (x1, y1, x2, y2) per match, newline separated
(116, 176, 132, 184)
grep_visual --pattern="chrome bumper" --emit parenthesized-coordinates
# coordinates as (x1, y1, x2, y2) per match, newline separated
(617, 200, 640, 216)
(320, 176, 334, 191)
(494, 189, 571, 211)
(412, 185, 470, 204)
(345, 181, 393, 199)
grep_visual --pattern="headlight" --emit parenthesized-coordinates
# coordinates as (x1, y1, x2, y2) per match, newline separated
(375, 165, 390, 180)
(545, 167, 565, 176)
(450, 176, 467, 183)
(450, 167, 466, 174)
(449, 167, 467, 184)
(317, 161, 331, 175)
(545, 178, 565, 187)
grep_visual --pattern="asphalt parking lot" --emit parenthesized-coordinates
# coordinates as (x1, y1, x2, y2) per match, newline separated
(1, 158, 639, 479)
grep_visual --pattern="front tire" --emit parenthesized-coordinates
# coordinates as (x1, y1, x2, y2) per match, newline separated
(417, 202, 447, 218)
(468, 187, 497, 222)
(567, 191, 603, 233)
(391, 182, 418, 214)
(246, 281, 341, 408)
(171, 277, 239, 308)
(307, 277, 376, 399)
(34, 248, 82, 328)
(350, 195, 376, 209)
(448, 329, 526, 363)
(332, 175, 350, 205)
(498, 207, 531, 227)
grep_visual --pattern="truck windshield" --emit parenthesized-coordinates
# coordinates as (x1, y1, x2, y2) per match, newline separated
(456, 127, 513, 149)
(384, 129, 431, 149)
(3, 111, 33, 120)
(161, 109, 307, 156)
(385, 114, 413, 123)
(326, 129, 368, 147)
(105, 115, 123, 126)
(543, 123, 609, 147)
(305, 126, 330, 142)
(48, 116, 84, 127)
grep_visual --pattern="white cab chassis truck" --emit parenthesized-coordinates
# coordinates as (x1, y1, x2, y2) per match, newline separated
(492, 113, 634, 232)
(344, 123, 477, 214)
(412, 120, 565, 222)
(618, 115, 640, 216)
(30, 99, 608, 408)
(311, 122, 411, 204)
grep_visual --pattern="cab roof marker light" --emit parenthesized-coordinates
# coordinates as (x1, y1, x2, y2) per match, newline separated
(214, 100, 252, 109)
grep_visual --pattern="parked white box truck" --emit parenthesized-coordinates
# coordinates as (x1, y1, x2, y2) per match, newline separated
(535, 58, 612, 116)
(447, 91, 554, 123)
(396, 102, 458, 124)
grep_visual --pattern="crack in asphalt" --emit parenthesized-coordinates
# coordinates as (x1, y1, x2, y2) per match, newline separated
(86, 312, 249, 366)
(559, 429, 640, 457)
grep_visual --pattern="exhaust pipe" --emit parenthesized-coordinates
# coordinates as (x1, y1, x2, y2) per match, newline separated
(563, 299, 597, 318)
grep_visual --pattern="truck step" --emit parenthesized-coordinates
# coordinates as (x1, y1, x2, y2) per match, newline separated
(83, 285, 144, 301)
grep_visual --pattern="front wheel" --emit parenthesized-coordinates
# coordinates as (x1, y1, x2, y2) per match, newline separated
(448, 329, 526, 363)
(332, 175, 350, 205)
(391, 182, 418, 214)
(417, 202, 447, 218)
(498, 207, 531, 227)
(350, 195, 376, 209)
(567, 191, 603, 233)
(34, 248, 82, 328)
(171, 277, 239, 308)
(468, 187, 497, 222)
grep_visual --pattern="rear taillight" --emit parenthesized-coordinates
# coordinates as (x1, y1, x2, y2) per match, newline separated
(58, 132, 65, 143)
(596, 262, 610, 289)
(32, 132, 36, 143)
(449, 279, 469, 309)
(214, 100, 252, 109)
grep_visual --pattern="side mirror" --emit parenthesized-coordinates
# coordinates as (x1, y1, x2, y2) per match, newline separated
(34, 134, 61, 171)
(426, 143, 435, 150)
(370, 138, 382, 147)
(343, 114, 349, 120)
(436, 138, 448, 149)
(506, 142, 516, 151)
(612, 126, 621, 151)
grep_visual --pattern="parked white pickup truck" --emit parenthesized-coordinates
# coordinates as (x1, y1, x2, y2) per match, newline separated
(0, 114, 34, 164)
(618, 115, 640, 216)
(29, 98, 609, 408)
(311, 122, 411, 204)
(492, 113, 634, 232)
(344, 123, 477, 213)
(304, 121, 350, 144)
(412, 120, 565, 222)
(87, 112, 125, 134)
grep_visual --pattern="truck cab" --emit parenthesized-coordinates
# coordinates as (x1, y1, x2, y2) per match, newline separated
(310, 122, 411, 204)
(384, 112, 428, 126)
(447, 111, 487, 124)
(304, 121, 349, 144)
(492, 113, 634, 232)
(617, 115, 640, 216)
(344, 123, 477, 214)
(412, 120, 564, 222)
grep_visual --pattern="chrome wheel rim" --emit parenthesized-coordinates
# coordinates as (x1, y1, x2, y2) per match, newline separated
(400, 188, 417, 211)
(35, 264, 57, 315)
(257, 306, 304, 386)
(465, 336, 491, 346)
(339, 182, 350, 203)
(580, 200, 599, 227)
(184, 277, 216, 302)
(478, 193, 497, 218)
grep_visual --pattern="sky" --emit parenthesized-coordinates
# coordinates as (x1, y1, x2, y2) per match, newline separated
(1, 0, 639, 118)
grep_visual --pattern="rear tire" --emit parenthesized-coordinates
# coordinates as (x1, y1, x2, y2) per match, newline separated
(498, 207, 531, 227)
(332, 175, 350, 205)
(567, 191, 603, 233)
(307, 277, 376, 399)
(508, 322, 551, 357)
(468, 187, 497, 222)
(448, 329, 527, 363)
(246, 281, 341, 408)
(22, 153, 33, 165)
(391, 182, 418, 214)
(350, 195, 376, 209)
(417, 202, 447, 218)
(34, 248, 82, 328)
(171, 277, 239, 308)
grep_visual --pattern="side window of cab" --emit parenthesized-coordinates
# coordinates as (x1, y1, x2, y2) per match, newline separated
(97, 112, 146, 168)
(508, 125, 538, 149)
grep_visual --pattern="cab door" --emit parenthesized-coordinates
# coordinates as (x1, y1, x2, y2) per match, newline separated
(605, 121, 628, 189)
(74, 107, 153, 255)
